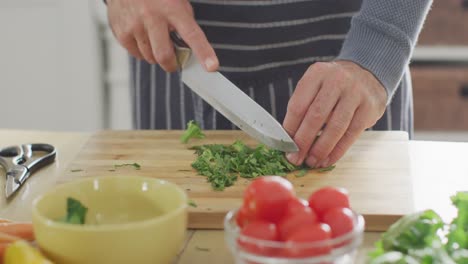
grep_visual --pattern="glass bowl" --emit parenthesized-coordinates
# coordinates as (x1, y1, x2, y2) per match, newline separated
(224, 209, 365, 264)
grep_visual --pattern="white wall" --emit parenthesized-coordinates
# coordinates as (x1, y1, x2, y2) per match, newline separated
(93, 0, 132, 130)
(0, 0, 105, 131)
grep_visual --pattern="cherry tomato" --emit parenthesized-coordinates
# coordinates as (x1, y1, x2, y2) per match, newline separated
(238, 220, 279, 256)
(284, 197, 309, 216)
(244, 176, 294, 222)
(322, 207, 354, 239)
(278, 206, 318, 240)
(308, 187, 350, 217)
(283, 223, 332, 258)
(236, 205, 250, 228)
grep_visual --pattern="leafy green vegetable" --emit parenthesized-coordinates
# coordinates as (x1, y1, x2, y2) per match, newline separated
(451, 249, 468, 264)
(408, 244, 457, 264)
(181, 120, 205, 144)
(114, 163, 141, 170)
(369, 192, 468, 264)
(370, 242, 457, 264)
(447, 192, 468, 254)
(370, 251, 419, 264)
(60, 197, 88, 225)
(369, 209, 444, 261)
(385, 210, 443, 253)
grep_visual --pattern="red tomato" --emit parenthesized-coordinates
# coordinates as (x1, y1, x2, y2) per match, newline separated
(278, 206, 318, 240)
(322, 207, 354, 239)
(238, 220, 279, 256)
(283, 223, 332, 258)
(236, 205, 250, 228)
(308, 187, 350, 217)
(244, 176, 294, 223)
(284, 197, 309, 216)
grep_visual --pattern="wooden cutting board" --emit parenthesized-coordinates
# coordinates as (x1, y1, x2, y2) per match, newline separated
(59, 130, 414, 231)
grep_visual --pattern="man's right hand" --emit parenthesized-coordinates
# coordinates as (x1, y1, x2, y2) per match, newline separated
(107, 0, 219, 72)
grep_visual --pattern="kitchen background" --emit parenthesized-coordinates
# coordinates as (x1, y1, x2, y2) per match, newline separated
(1, 0, 467, 141)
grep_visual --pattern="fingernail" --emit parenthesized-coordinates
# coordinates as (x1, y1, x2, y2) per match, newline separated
(306, 156, 318, 167)
(287, 153, 299, 165)
(320, 157, 330, 168)
(204, 57, 218, 71)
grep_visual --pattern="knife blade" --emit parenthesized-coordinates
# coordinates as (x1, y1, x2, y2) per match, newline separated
(173, 35, 298, 152)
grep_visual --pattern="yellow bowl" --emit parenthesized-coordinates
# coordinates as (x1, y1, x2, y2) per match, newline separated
(32, 176, 188, 264)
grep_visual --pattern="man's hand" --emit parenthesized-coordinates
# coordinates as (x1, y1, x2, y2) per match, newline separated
(283, 61, 387, 168)
(107, 0, 218, 72)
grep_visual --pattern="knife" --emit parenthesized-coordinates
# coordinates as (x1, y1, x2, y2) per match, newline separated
(171, 33, 299, 153)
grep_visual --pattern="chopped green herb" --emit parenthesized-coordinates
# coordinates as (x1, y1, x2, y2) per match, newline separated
(195, 246, 210, 252)
(182, 120, 334, 190)
(188, 200, 197, 208)
(295, 169, 308, 177)
(114, 163, 141, 170)
(318, 165, 336, 172)
(70, 169, 83, 172)
(190, 140, 309, 190)
(59, 197, 88, 225)
(181, 120, 205, 144)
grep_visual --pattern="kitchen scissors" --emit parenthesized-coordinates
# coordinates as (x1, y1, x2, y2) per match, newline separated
(0, 143, 56, 199)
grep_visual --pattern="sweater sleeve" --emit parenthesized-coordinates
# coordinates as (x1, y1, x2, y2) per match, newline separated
(336, 0, 432, 103)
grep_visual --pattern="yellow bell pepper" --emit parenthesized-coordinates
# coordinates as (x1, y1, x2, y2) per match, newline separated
(4, 240, 53, 264)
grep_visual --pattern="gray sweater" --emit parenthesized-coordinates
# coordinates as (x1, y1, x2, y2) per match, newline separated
(337, 0, 433, 102)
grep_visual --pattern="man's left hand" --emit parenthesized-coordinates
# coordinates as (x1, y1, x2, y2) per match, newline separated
(283, 61, 387, 168)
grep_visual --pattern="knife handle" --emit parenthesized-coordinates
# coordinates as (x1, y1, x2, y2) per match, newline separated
(170, 32, 191, 69)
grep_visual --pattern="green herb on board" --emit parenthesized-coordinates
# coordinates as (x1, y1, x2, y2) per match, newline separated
(295, 169, 308, 177)
(182, 120, 335, 191)
(180, 120, 205, 144)
(114, 163, 141, 170)
(318, 165, 336, 172)
(195, 246, 210, 252)
(188, 200, 197, 208)
(190, 140, 314, 191)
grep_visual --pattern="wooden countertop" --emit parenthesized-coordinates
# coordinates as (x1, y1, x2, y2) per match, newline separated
(1, 130, 467, 263)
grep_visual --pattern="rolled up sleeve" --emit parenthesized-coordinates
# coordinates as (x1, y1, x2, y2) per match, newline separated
(337, 0, 432, 104)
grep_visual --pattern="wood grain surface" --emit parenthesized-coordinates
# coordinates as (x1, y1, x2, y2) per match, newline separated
(59, 130, 414, 231)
